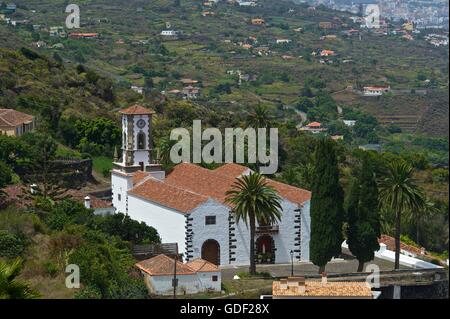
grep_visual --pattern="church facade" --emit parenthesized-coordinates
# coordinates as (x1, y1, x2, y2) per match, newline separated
(111, 104, 312, 266)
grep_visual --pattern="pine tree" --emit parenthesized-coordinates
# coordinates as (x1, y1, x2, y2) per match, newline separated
(346, 155, 380, 272)
(310, 138, 345, 274)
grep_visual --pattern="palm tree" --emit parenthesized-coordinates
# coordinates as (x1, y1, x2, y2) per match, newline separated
(407, 197, 438, 245)
(157, 137, 177, 168)
(246, 105, 272, 129)
(378, 160, 425, 270)
(225, 172, 282, 275)
(0, 258, 40, 299)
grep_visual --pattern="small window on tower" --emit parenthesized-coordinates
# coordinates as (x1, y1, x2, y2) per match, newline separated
(118, 194, 121, 201)
(137, 132, 146, 150)
(205, 216, 216, 225)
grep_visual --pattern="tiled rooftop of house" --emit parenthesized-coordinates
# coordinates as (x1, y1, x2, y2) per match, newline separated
(0, 108, 34, 126)
(379, 234, 425, 256)
(186, 258, 219, 273)
(135, 254, 218, 277)
(136, 254, 196, 276)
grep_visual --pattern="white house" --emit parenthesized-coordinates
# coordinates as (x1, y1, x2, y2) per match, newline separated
(111, 104, 312, 266)
(276, 38, 292, 44)
(363, 86, 391, 96)
(342, 120, 356, 127)
(136, 254, 221, 295)
(160, 30, 181, 37)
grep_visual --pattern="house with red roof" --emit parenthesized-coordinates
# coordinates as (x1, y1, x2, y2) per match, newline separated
(299, 122, 328, 134)
(135, 254, 221, 295)
(0, 108, 36, 137)
(111, 104, 312, 266)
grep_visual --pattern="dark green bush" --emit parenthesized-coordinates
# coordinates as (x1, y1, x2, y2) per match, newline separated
(0, 230, 25, 258)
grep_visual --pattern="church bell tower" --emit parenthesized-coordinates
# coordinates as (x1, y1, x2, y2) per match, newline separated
(112, 103, 161, 173)
(111, 104, 164, 214)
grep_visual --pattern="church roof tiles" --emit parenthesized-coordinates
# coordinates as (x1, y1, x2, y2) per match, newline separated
(119, 104, 155, 115)
(128, 163, 311, 214)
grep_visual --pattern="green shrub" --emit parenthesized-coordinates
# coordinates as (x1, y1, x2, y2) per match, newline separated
(0, 230, 25, 258)
(236, 271, 272, 279)
(432, 168, 449, 183)
(102, 168, 110, 178)
(43, 261, 59, 277)
(74, 285, 102, 299)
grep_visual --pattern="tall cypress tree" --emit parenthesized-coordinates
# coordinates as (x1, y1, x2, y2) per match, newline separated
(310, 138, 345, 274)
(346, 154, 381, 272)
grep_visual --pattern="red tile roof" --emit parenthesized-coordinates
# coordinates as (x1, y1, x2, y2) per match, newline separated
(129, 176, 209, 213)
(379, 234, 424, 256)
(135, 254, 196, 276)
(306, 122, 322, 127)
(119, 104, 156, 115)
(132, 171, 151, 185)
(128, 163, 311, 213)
(0, 109, 34, 127)
(186, 258, 220, 272)
(214, 163, 251, 178)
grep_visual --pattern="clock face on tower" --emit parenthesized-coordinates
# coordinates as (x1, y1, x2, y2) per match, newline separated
(137, 119, 146, 129)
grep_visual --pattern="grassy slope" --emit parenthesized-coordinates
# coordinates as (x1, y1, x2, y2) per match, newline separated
(3, 0, 448, 136)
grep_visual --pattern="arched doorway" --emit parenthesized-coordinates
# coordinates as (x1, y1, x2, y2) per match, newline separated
(256, 235, 275, 264)
(201, 239, 220, 265)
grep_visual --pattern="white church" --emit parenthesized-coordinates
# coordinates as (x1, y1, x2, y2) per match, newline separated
(111, 104, 312, 266)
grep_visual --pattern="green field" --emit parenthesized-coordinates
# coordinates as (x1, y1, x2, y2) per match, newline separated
(92, 156, 113, 176)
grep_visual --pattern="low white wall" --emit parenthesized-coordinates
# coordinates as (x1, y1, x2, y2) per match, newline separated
(147, 273, 202, 295)
(197, 271, 221, 292)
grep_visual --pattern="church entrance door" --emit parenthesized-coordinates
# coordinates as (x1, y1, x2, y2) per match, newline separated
(256, 235, 275, 264)
(201, 239, 220, 265)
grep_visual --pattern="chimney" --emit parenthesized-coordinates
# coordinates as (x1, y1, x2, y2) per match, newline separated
(321, 272, 327, 285)
(84, 196, 91, 209)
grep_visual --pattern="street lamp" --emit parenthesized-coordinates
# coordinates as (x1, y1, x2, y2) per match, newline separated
(290, 250, 294, 277)
(172, 243, 179, 299)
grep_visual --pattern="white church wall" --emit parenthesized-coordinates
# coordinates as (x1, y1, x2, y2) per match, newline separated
(229, 199, 311, 265)
(233, 219, 251, 266)
(273, 199, 299, 264)
(111, 171, 133, 214)
(300, 200, 311, 262)
(190, 199, 230, 265)
(127, 194, 187, 254)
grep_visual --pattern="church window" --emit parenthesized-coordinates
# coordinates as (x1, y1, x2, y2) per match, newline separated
(205, 216, 216, 225)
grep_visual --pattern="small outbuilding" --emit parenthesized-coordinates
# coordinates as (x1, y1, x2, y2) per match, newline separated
(135, 254, 221, 295)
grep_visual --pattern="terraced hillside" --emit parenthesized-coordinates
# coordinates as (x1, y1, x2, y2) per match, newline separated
(0, 0, 448, 141)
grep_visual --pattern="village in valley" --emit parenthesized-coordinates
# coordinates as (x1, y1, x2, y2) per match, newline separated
(0, 0, 449, 300)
